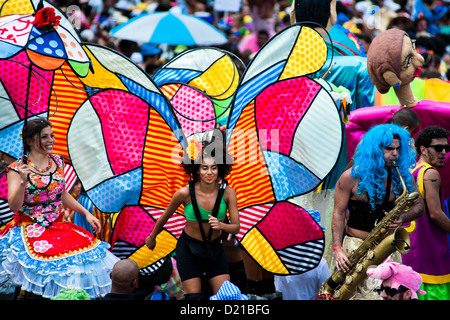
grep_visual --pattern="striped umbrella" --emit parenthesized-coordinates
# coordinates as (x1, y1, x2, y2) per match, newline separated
(110, 11, 228, 46)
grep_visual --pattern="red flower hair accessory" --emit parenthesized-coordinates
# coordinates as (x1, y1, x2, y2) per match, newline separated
(33, 7, 61, 30)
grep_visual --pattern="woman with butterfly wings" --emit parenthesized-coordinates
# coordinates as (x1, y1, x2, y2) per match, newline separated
(145, 129, 240, 300)
(63, 21, 343, 298)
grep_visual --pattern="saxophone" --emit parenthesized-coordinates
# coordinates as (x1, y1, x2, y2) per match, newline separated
(318, 161, 419, 300)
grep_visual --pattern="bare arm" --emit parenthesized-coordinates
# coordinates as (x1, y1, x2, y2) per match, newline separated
(62, 190, 101, 235)
(208, 186, 240, 235)
(332, 169, 354, 272)
(7, 162, 32, 213)
(423, 169, 450, 233)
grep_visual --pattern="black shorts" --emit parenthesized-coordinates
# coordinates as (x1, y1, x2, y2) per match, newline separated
(175, 231, 229, 282)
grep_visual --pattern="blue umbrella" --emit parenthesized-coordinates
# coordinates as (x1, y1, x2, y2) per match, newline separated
(110, 11, 228, 46)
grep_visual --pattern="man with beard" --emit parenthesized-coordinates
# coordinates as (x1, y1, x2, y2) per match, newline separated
(332, 123, 424, 300)
(402, 126, 450, 300)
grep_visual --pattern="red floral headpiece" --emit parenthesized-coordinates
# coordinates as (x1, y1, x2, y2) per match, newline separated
(33, 7, 61, 30)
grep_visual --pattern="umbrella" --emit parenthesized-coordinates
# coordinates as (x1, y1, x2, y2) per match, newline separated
(110, 11, 228, 46)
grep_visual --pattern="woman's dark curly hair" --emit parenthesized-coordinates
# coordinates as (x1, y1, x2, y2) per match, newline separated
(415, 125, 449, 156)
(181, 129, 234, 183)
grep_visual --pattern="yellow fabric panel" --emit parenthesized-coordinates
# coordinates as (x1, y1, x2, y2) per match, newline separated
(0, 0, 34, 15)
(81, 46, 127, 90)
(128, 230, 176, 269)
(424, 78, 450, 103)
(280, 26, 327, 80)
(189, 55, 239, 100)
(241, 228, 288, 274)
(420, 273, 450, 285)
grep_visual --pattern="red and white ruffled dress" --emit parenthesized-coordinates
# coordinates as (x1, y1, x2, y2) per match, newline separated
(0, 154, 119, 298)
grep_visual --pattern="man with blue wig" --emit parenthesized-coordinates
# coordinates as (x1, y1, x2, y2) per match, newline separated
(332, 123, 424, 299)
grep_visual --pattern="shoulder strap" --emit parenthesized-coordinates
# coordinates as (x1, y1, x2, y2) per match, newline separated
(188, 180, 228, 243)
(208, 180, 227, 241)
(414, 163, 433, 199)
(212, 180, 227, 218)
(188, 180, 208, 243)
(405, 163, 432, 234)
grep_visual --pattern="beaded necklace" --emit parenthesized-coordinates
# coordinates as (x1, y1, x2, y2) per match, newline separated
(28, 156, 52, 173)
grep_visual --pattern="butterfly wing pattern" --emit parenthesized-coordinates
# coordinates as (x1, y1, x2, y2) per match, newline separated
(0, 0, 106, 231)
(225, 25, 343, 274)
(66, 42, 190, 273)
(0, 0, 343, 276)
(154, 47, 241, 135)
(0, 0, 92, 161)
(0, 0, 188, 274)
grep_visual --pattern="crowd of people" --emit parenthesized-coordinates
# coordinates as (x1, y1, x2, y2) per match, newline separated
(0, 0, 449, 303)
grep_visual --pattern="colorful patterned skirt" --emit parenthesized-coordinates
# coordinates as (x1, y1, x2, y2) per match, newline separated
(0, 214, 119, 299)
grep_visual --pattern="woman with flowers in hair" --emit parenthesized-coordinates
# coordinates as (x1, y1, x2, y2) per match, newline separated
(2, 118, 119, 299)
(331, 123, 424, 299)
(145, 129, 240, 300)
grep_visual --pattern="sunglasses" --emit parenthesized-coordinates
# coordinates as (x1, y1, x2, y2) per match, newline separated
(375, 285, 408, 297)
(427, 144, 450, 153)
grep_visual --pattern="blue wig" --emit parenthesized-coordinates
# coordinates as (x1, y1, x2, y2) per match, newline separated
(351, 124, 416, 209)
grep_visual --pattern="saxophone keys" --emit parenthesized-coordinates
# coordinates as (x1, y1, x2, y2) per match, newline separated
(355, 263, 364, 273)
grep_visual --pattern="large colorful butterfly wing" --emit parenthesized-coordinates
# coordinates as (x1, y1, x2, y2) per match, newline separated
(67, 43, 184, 213)
(0, 0, 96, 229)
(102, 48, 243, 271)
(0, 0, 90, 160)
(160, 84, 218, 137)
(154, 47, 242, 132)
(0, 0, 185, 272)
(66, 44, 189, 271)
(226, 24, 343, 274)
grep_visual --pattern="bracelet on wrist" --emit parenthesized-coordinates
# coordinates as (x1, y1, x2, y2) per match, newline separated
(333, 246, 342, 252)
